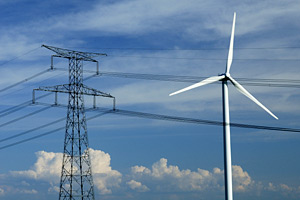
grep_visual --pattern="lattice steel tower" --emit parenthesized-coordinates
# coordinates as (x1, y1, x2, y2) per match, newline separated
(34, 45, 115, 200)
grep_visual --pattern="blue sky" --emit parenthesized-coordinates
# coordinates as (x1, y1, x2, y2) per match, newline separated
(0, 0, 299, 199)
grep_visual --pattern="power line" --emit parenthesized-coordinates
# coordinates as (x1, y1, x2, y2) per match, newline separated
(0, 110, 111, 150)
(0, 106, 51, 128)
(12, 101, 300, 133)
(0, 59, 67, 98)
(66, 46, 300, 51)
(49, 68, 300, 88)
(80, 70, 300, 88)
(1, 105, 299, 151)
(0, 64, 69, 95)
(0, 116, 65, 143)
(0, 102, 31, 117)
(0, 68, 52, 93)
(0, 70, 67, 100)
(0, 46, 41, 67)
(95, 71, 300, 83)
(0, 105, 107, 143)
(110, 109, 300, 133)
(63, 68, 300, 84)
(108, 54, 300, 61)
(0, 127, 65, 150)
(0, 93, 51, 117)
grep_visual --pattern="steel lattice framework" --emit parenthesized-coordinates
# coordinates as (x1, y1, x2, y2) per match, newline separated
(34, 45, 115, 200)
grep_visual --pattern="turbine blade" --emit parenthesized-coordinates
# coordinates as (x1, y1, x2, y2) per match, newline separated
(228, 76, 278, 120)
(169, 75, 225, 96)
(226, 12, 236, 74)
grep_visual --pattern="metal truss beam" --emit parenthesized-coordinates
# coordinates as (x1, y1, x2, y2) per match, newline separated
(42, 44, 107, 62)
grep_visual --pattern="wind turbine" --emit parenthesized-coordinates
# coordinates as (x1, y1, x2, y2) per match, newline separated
(169, 12, 278, 200)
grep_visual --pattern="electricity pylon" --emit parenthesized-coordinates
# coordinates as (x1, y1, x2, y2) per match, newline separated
(33, 45, 115, 200)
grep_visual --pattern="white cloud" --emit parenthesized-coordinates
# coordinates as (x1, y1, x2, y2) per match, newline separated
(264, 182, 300, 198)
(127, 180, 150, 192)
(267, 182, 276, 191)
(0, 1, 299, 199)
(49, 0, 201, 35)
(232, 165, 252, 192)
(89, 149, 122, 194)
(20, 181, 30, 186)
(36, 0, 299, 41)
(0, 0, 298, 118)
(0, 33, 40, 61)
(4, 0, 298, 48)
(130, 158, 253, 192)
(280, 183, 293, 192)
(48, 185, 60, 194)
(131, 165, 151, 174)
(11, 151, 62, 183)
(4, 151, 300, 198)
(11, 148, 122, 195)
(20, 189, 38, 194)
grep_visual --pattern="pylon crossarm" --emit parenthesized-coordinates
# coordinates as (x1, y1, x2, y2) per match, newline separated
(33, 84, 115, 109)
(82, 85, 114, 98)
(37, 84, 70, 93)
(42, 44, 107, 62)
(34, 84, 114, 98)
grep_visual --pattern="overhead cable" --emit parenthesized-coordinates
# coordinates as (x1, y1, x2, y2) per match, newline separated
(109, 109, 300, 133)
(0, 46, 41, 67)
(0, 116, 66, 143)
(33, 103, 300, 133)
(0, 93, 51, 117)
(0, 106, 52, 128)
(0, 127, 65, 150)
(0, 110, 111, 150)
(89, 70, 300, 88)
(1, 104, 299, 151)
(66, 46, 300, 51)
(0, 68, 53, 93)
(108, 54, 300, 61)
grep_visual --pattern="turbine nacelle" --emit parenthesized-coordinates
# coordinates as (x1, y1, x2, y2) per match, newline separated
(219, 73, 230, 79)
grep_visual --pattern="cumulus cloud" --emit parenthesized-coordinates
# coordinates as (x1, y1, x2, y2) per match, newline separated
(4, 151, 300, 199)
(232, 165, 252, 192)
(128, 159, 300, 200)
(11, 151, 62, 183)
(263, 182, 300, 199)
(129, 158, 253, 192)
(89, 149, 122, 194)
(127, 180, 150, 192)
(265, 182, 300, 194)
(267, 182, 276, 191)
(280, 184, 293, 191)
(11, 148, 122, 195)
(131, 165, 151, 174)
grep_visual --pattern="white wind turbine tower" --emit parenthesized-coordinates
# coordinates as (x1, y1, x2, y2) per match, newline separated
(169, 12, 278, 200)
